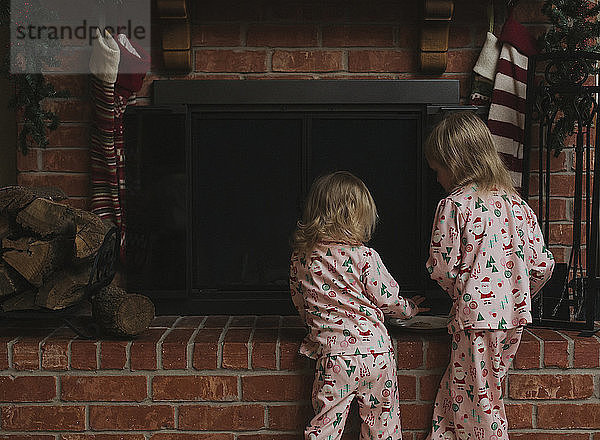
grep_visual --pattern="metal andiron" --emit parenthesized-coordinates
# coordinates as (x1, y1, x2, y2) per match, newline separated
(523, 51, 600, 333)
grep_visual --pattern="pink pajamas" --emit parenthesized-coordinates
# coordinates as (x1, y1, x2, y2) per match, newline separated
(427, 327, 522, 440)
(290, 243, 418, 439)
(307, 352, 401, 440)
(426, 185, 554, 440)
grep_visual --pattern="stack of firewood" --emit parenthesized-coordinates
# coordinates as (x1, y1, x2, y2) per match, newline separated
(0, 186, 154, 337)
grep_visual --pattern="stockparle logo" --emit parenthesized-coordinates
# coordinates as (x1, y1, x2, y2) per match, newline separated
(10, 0, 151, 74)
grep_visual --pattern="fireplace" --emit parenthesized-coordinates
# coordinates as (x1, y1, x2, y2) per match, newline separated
(123, 80, 462, 314)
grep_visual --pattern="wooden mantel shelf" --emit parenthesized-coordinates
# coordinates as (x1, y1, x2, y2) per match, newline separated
(156, 0, 455, 74)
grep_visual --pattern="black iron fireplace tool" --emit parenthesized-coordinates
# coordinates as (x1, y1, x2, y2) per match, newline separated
(523, 51, 600, 335)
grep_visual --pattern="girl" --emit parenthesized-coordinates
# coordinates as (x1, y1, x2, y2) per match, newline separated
(424, 112, 554, 440)
(290, 171, 428, 440)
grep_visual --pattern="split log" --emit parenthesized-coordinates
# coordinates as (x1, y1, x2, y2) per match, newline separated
(0, 186, 37, 215)
(0, 215, 11, 241)
(35, 265, 91, 310)
(0, 185, 123, 319)
(1, 290, 38, 312)
(30, 186, 67, 202)
(92, 285, 155, 337)
(2, 236, 73, 287)
(16, 198, 76, 238)
(72, 208, 111, 264)
(0, 262, 30, 297)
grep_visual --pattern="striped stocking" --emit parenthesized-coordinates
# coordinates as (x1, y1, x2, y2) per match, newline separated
(89, 29, 121, 233)
(113, 34, 150, 259)
(487, 13, 537, 191)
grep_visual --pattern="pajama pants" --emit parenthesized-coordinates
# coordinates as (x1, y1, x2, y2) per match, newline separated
(426, 327, 523, 440)
(306, 351, 402, 440)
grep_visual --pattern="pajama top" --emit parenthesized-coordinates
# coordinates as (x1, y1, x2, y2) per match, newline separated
(290, 243, 418, 359)
(426, 184, 555, 333)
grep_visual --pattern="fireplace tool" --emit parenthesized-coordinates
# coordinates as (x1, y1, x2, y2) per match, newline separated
(523, 51, 600, 334)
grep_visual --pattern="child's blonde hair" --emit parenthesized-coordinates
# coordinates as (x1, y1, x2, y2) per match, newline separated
(292, 171, 377, 253)
(425, 112, 515, 192)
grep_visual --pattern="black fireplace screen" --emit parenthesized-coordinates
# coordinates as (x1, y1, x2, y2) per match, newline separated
(123, 80, 459, 314)
(192, 114, 422, 293)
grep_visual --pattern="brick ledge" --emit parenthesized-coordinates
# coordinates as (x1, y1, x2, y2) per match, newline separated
(1, 316, 600, 438)
(1, 315, 599, 372)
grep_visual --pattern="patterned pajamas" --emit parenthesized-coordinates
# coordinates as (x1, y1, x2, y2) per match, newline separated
(426, 327, 522, 440)
(290, 244, 418, 440)
(306, 352, 401, 440)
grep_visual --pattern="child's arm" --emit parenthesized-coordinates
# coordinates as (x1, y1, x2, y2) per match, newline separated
(426, 198, 463, 296)
(525, 208, 555, 296)
(289, 257, 307, 322)
(360, 249, 418, 319)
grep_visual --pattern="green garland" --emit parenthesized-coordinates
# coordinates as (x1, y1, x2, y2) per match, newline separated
(10, 74, 68, 154)
(1, 0, 68, 155)
(540, 0, 600, 154)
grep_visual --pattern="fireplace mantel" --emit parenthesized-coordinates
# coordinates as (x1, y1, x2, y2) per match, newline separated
(157, 1, 456, 73)
(152, 79, 460, 106)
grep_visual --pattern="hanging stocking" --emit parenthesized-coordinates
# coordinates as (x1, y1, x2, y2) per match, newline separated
(89, 29, 121, 231)
(470, 32, 501, 105)
(113, 34, 150, 259)
(470, 2, 501, 106)
(487, 12, 537, 191)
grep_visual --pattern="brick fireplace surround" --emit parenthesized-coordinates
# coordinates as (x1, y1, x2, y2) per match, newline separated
(5, 0, 600, 438)
(2, 316, 600, 439)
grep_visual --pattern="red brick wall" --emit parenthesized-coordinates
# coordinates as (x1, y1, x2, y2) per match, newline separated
(1, 315, 600, 439)
(15, 0, 550, 210)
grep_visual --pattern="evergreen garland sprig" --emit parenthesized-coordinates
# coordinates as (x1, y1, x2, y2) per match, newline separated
(542, 0, 600, 52)
(10, 74, 69, 154)
(0, 0, 68, 155)
(540, 0, 600, 154)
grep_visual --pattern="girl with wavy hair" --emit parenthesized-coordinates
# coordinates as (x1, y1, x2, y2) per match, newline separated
(424, 112, 554, 440)
(290, 170, 427, 440)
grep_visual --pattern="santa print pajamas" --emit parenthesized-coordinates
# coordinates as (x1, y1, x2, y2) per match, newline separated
(307, 352, 400, 440)
(290, 243, 418, 440)
(425, 185, 554, 440)
(428, 327, 522, 440)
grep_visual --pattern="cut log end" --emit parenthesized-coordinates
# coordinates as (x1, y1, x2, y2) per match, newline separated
(115, 294, 155, 336)
(35, 265, 90, 310)
(92, 286, 155, 337)
(0, 186, 37, 215)
(0, 262, 30, 298)
(72, 208, 111, 264)
(2, 236, 73, 288)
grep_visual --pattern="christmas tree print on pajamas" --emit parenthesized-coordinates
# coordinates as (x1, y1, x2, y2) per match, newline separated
(425, 184, 554, 440)
(291, 243, 418, 439)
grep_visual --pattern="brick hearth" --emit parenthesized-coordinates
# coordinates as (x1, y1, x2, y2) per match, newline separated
(1, 316, 600, 439)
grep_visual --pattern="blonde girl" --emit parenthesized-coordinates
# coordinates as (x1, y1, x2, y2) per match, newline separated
(290, 171, 427, 440)
(424, 112, 554, 440)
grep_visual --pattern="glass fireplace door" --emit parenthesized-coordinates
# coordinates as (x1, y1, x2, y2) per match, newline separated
(192, 115, 302, 293)
(126, 107, 448, 314)
(191, 111, 435, 298)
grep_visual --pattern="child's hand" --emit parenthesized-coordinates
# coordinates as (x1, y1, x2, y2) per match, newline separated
(410, 295, 431, 315)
